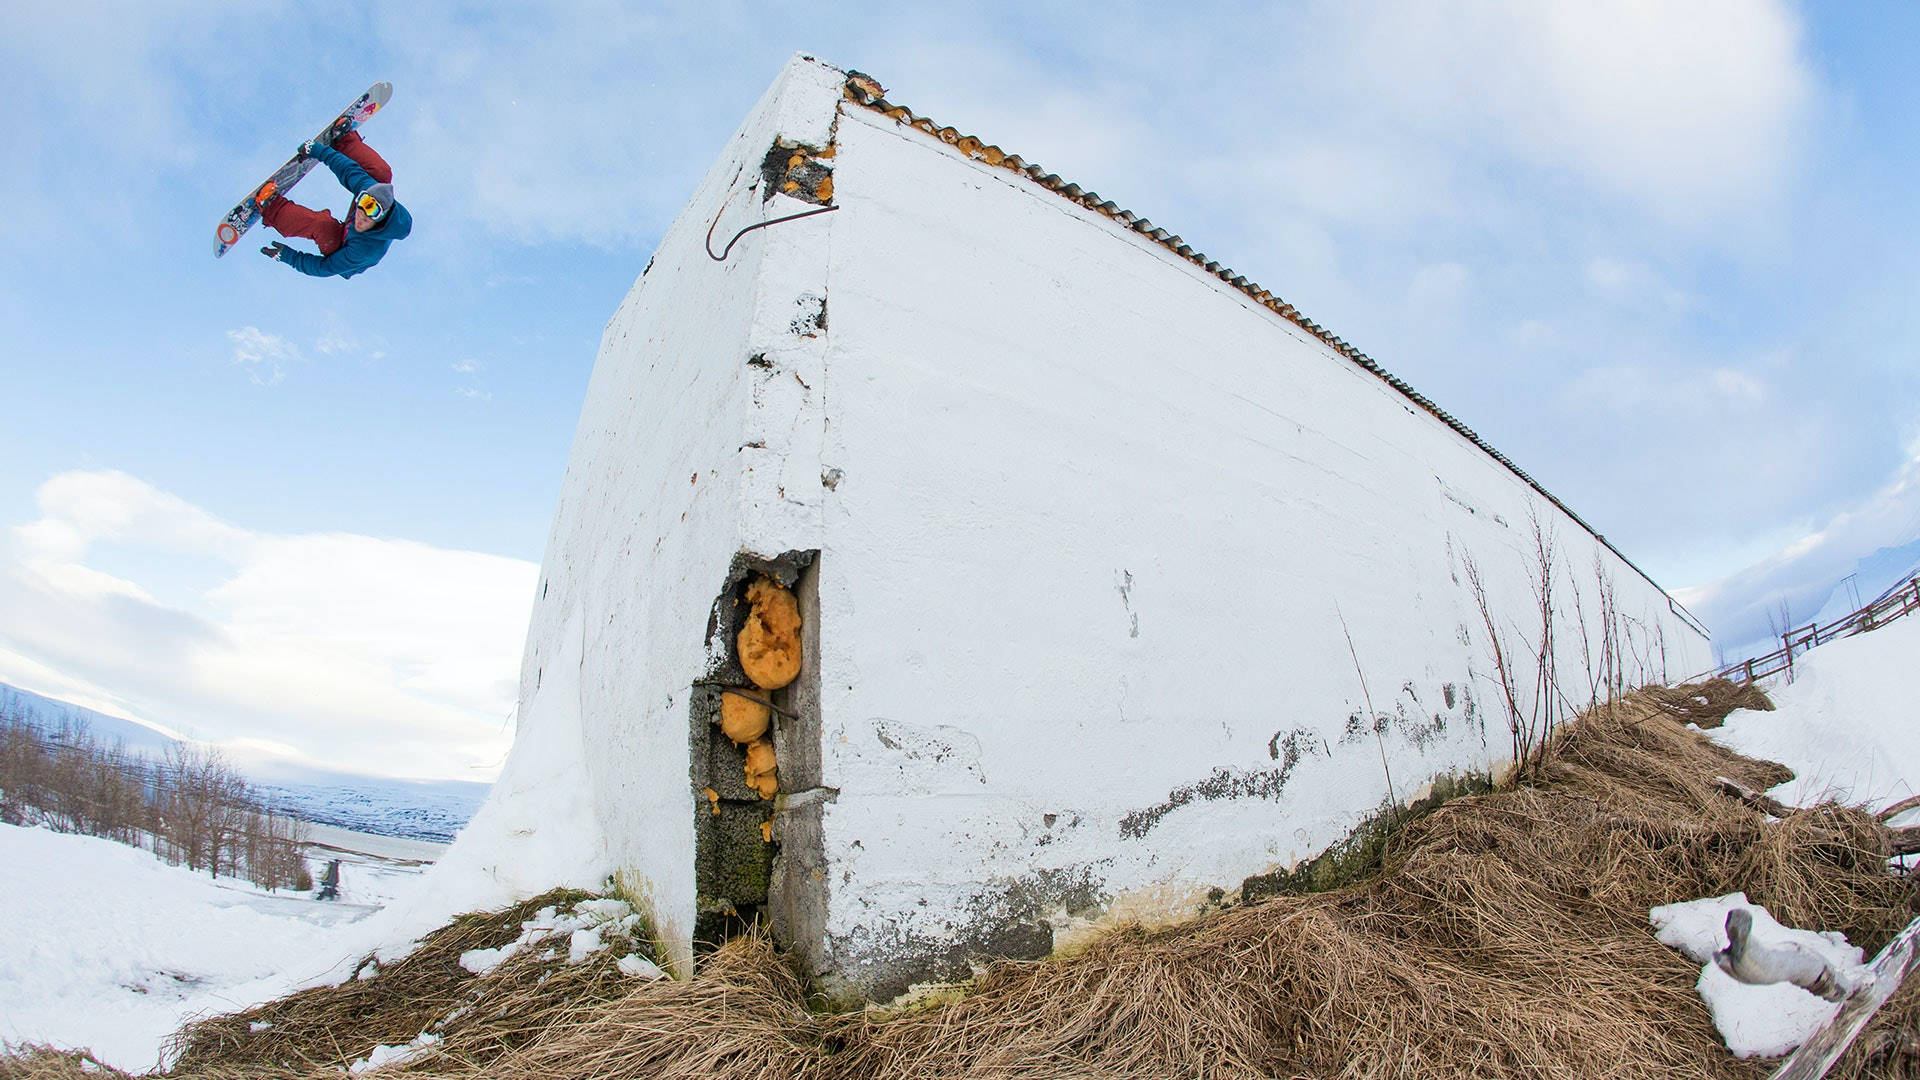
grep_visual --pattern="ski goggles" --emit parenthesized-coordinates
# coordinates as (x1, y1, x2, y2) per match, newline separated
(354, 191, 387, 221)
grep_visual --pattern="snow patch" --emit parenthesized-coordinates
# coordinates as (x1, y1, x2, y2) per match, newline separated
(0, 821, 407, 1072)
(456, 899, 639, 976)
(1650, 892, 1867, 1058)
(348, 1031, 441, 1074)
(618, 953, 666, 980)
(1711, 616, 1920, 814)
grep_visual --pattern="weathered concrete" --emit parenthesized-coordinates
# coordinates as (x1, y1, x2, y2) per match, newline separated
(503, 54, 1713, 1001)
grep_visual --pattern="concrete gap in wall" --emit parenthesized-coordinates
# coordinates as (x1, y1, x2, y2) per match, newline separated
(690, 549, 820, 952)
(769, 557, 829, 975)
(760, 139, 835, 205)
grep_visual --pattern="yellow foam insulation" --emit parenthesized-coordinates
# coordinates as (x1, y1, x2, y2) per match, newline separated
(760, 819, 774, 843)
(813, 175, 833, 202)
(744, 737, 778, 800)
(738, 576, 802, 690)
(719, 689, 771, 745)
(702, 787, 720, 816)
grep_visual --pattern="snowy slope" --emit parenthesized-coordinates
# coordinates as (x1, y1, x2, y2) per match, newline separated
(1657, 616, 1920, 1057)
(1710, 615, 1920, 814)
(4, 617, 1913, 1069)
(0, 682, 181, 756)
(0, 822, 421, 1072)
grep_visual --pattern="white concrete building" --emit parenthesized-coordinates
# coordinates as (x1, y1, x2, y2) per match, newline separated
(508, 55, 1711, 1001)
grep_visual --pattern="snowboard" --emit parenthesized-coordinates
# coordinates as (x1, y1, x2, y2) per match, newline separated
(214, 82, 392, 258)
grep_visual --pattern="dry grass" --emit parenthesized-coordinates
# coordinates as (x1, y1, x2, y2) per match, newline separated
(1643, 677, 1777, 729)
(7, 689, 1915, 1080)
(157, 888, 652, 1080)
(0, 1047, 136, 1080)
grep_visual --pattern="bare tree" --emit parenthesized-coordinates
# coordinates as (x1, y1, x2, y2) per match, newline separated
(1766, 595, 1795, 642)
(1464, 547, 1548, 782)
(2, 712, 309, 888)
(1524, 515, 1560, 776)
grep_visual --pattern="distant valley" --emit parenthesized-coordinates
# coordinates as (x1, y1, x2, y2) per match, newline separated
(0, 682, 489, 843)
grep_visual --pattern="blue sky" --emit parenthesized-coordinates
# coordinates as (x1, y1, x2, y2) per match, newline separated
(4, 1, 1918, 778)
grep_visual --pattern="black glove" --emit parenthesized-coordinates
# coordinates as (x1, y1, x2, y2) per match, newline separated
(261, 242, 292, 261)
(298, 139, 321, 158)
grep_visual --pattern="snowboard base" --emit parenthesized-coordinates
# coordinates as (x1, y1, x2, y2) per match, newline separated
(215, 82, 391, 258)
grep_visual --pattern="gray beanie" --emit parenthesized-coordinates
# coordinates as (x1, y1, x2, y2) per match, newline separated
(359, 182, 396, 221)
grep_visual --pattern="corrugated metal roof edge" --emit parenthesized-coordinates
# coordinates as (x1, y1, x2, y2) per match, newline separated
(838, 71, 1708, 642)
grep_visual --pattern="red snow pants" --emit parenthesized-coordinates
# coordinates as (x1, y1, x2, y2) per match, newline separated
(262, 131, 394, 256)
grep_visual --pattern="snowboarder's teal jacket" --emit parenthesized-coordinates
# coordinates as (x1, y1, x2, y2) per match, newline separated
(282, 145, 412, 279)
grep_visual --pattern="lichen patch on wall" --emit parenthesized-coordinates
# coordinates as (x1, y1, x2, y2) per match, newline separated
(822, 861, 1110, 1005)
(1119, 726, 1323, 839)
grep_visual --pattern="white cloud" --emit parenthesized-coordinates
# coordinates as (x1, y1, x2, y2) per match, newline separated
(1330, 0, 1813, 229)
(314, 321, 388, 361)
(1408, 261, 1472, 317)
(1680, 447, 1920, 656)
(1567, 360, 1776, 415)
(0, 471, 535, 780)
(1585, 257, 1694, 315)
(1710, 368, 1767, 403)
(226, 326, 303, 386)
(1507, 319, 1561, 351)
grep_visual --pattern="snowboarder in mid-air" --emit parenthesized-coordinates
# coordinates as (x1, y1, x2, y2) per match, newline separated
(257, 126, 411, 278)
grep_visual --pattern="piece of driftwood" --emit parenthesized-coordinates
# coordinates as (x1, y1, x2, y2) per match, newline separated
(1716, 908, 1852, 1002)
(1715, 776, 1793, 818)
(1878, 793, 1920, 824)
(1767, 914, 1920, 1080)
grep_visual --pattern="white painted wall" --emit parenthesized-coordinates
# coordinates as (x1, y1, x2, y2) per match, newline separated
(807, 79, 1709, 989)
(502, 58, 845, 971)
(483, 55, 1710, 992)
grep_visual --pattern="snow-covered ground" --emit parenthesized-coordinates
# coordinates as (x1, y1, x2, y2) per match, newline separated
(1652, 892, 1870, 1057)
(1647, 615, 1920, 1059)
(1711, 614, 1920, 819)
(3, 616, 1913, 1071)
(0, 822, 428, 1072)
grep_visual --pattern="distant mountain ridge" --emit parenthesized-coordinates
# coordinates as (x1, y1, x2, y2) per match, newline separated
(0, 684, 180, 756)
(0, 681, 488, 843)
